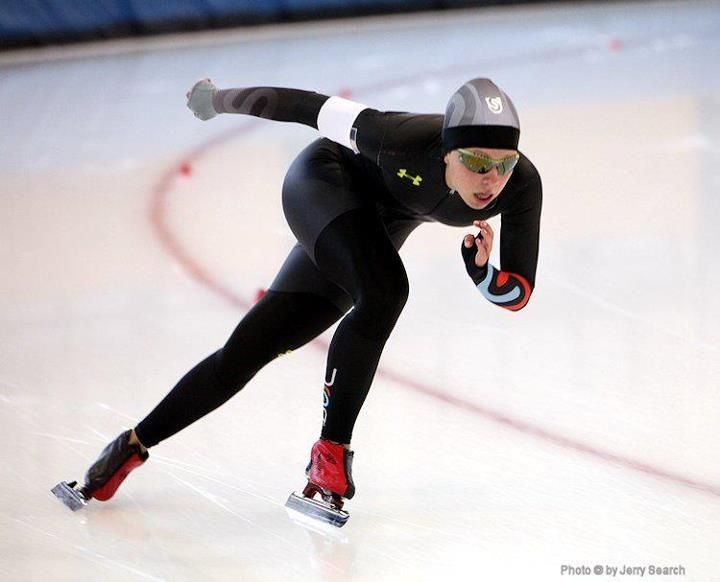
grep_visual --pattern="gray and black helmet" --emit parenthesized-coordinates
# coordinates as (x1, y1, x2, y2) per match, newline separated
(442, 78, 520, 151)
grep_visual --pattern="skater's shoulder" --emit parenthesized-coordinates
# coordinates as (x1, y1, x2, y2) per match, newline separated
(356, 110, 442, 156)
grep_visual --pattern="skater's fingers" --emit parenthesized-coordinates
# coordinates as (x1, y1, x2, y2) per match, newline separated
(476, 231, 492, 256)
(463, 234, 475, 248)
(479, 225, 493, 243)
(473, 244, 490, 267)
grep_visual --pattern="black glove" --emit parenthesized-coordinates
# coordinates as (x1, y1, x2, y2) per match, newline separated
(461, 233, 489, 285)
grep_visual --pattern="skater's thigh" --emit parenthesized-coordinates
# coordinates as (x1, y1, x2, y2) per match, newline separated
(268, 243, 353, 315)
(313, 208, 409, 302)
(223, 287, 344, 364)
(227, 242, 351, 362)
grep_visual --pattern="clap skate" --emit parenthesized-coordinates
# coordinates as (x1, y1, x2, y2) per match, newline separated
(285, 439, 355, 528)
(51, 430, 149, 511)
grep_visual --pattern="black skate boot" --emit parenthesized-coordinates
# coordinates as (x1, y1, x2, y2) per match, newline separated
(52, 430, 149, 511)
(285, 439, 355, 528)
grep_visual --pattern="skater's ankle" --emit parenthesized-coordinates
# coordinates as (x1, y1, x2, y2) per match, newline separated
(128, 429, 148, 454)
(327, 439, 351, 450)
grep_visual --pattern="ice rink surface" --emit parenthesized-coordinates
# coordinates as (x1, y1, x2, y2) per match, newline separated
(1, 0, 720, 580)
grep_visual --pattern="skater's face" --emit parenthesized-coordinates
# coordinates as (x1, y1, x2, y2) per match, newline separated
(444, 147, 517, 210)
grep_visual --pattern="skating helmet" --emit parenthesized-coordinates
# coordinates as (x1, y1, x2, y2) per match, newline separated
(442, 78, 520, 151)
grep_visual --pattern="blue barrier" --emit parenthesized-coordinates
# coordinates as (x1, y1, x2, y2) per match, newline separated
(0, 0, 554, 49)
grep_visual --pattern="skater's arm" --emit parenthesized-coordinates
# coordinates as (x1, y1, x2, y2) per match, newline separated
(187, 79, 438, 162)
(187, 79, 375, 152)
(211, 86, 331, 128)
(461, 173, 541, 312)
(462, 249, 533, 312)
(187, 80, 333, 126)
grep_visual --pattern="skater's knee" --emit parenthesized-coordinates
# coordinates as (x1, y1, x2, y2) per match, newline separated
(374, 283, 408, 320)
(355, 271, 408, 331)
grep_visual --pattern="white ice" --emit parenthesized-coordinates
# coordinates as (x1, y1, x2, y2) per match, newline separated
(1, 1, 719, 580)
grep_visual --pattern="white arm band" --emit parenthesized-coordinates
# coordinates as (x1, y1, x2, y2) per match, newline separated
(317, 96, 368, 153)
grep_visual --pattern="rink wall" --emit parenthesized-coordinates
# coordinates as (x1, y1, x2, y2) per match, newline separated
(1, 0, 587, 49)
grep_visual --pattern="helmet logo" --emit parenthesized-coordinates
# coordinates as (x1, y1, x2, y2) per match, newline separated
(485, 96, 503, 114)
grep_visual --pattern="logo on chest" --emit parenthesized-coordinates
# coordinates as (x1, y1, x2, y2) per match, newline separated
(397, 169, 423, 186)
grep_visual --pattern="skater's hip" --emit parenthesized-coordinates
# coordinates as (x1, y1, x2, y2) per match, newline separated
(282, 139, 383, 262)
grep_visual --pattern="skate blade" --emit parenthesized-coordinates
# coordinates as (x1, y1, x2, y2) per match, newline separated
(51, 481, 88, 511)
(285, 492, 349, 528)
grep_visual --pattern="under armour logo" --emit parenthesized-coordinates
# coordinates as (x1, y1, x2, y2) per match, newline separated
(485, 96, 503, 114)
(397, 169, 422, 186)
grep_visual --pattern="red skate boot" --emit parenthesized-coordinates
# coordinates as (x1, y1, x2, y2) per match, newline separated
(51, 430, 149, 511)
(285, 439, 355, 527)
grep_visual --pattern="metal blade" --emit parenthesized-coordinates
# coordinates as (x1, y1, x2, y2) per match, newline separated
(285, 492, 349, 528)
(51, 481, 88, 511)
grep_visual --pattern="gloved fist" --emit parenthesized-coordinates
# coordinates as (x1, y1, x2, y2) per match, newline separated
(186, 78, 218, 121)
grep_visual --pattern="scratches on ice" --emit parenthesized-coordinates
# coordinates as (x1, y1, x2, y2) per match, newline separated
(152, 454, 278, 505)
(28, 432, 91, 445)
(162, 471, 255, 525)
(95, 402, 137, 421)
(13, 518, 166, 582)
(160, 468, 345, 575)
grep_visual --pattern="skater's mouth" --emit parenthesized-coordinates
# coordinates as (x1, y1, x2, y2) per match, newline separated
(473, 192, 494, 203)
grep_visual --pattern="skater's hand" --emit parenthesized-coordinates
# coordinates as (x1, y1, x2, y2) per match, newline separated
(186, 78, 218, 121)
(464, 220, 493, 266)
(461, 220, 493, 284)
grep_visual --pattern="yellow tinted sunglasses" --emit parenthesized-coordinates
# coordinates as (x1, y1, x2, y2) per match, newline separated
(457, 149, 519, 176)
